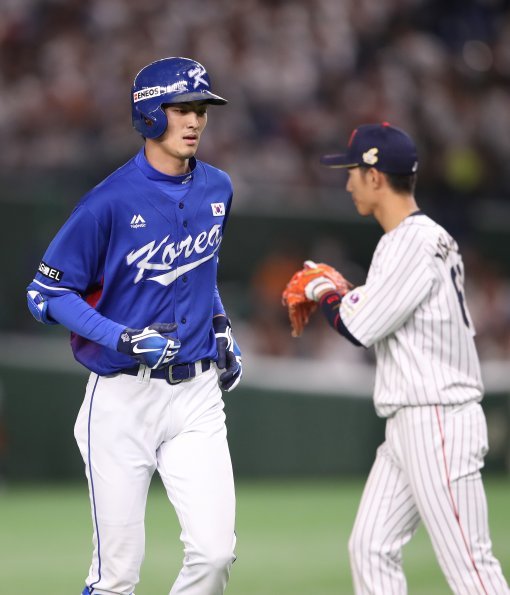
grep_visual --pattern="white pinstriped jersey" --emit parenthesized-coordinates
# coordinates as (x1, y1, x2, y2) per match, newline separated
(340, 212, 483, 417)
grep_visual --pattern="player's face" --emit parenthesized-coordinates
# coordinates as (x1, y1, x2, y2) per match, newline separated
(157, 101, 208, 161)
(346, 167, 377, 216)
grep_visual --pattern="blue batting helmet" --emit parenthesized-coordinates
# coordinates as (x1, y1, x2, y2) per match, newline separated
(131, 57, 228, 139)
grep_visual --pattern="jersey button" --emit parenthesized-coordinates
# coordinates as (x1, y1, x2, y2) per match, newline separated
(182, 275, 188, 282)
(183, 221, 188, 228)
(181, 318, 186, 324)
(179, 202, 184, 209)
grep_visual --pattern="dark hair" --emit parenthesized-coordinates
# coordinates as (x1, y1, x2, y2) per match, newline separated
(359, 167, 417, 195)
(385, 172, 417, 195)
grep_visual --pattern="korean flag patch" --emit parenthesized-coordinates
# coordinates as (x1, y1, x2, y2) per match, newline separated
(211, 202, 225, 216)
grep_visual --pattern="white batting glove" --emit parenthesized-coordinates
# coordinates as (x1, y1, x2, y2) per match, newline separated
(304, 276, 337, 302)
(303, 261, 336, 302)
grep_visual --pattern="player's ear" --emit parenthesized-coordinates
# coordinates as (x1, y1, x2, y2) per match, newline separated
(368, 167, 382, 188)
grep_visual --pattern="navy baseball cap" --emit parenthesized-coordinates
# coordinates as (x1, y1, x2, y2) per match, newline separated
(320, 122, 418, 175)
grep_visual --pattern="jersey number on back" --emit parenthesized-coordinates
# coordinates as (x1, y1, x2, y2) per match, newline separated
(450, 264, 470, 328)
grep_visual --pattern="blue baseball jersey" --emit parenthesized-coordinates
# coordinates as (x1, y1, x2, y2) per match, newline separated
(27, 148, 232, 375)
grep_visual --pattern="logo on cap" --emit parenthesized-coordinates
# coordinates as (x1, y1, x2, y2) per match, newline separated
(187, 65, 208, 89)
(362, 147, 379, 166)
(165, 81, 189, 94)
(133, 86, 162, 103)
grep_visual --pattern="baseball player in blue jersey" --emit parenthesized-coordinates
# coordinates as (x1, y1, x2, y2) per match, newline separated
(26, 57, 241, 595)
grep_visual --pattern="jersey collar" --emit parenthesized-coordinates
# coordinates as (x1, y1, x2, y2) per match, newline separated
(135, 148, 196, 185)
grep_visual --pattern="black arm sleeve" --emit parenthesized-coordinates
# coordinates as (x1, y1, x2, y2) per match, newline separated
(319, 291, 363, 347)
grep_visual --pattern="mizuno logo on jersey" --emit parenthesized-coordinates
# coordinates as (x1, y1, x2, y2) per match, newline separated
(126, 224, 222, 285)
(38, 261, 63, 282)
(130, 214, 146, 229)
(211, 203, 225, 216)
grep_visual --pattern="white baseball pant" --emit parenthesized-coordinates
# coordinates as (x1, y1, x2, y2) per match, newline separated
(74, 367, 236, 595)
(349, 402, 509, 595)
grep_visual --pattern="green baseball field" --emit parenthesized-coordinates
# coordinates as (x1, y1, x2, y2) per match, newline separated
(1, 477, 509, 594)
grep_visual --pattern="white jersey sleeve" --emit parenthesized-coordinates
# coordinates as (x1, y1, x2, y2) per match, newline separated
(340, 223, 436, 347)
(340, 213, 483, 417)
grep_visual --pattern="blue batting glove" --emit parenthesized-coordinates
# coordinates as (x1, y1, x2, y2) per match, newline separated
(214, 315, 233, 369)
(219, 349, 242, 392)
(117, 323, 181, 369)
(213, 316, 242, 392)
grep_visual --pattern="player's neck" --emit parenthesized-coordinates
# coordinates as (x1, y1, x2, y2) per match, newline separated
(144, 143, 191, 176)
(375, 193, 419, 233)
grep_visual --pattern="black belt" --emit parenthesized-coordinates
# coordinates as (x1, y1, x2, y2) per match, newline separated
(121, 359, 211, 385)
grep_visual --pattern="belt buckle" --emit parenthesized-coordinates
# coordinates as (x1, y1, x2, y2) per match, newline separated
(166, 364, 183, 385)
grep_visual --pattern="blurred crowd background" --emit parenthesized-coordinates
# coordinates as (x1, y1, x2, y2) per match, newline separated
(2, 0, 510, 365)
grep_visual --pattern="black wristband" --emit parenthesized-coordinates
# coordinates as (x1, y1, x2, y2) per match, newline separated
(319, 291, 342, 326)
(117, 328, 133, 353)
(319, 291, 363, 347)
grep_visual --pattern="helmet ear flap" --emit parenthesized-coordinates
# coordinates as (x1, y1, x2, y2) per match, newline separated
(133, 105, 167, 139)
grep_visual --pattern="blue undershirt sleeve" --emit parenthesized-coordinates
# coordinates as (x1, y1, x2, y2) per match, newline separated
(213, 283, 226, 317)
(47, 292, 125, 351)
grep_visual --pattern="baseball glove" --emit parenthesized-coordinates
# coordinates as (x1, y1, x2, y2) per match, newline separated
(281, 261, 352, 337)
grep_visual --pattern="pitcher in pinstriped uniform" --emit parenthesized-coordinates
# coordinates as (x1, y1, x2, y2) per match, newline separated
(293, 123, 509, 594)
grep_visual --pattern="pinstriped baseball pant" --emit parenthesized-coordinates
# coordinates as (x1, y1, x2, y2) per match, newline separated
(75, 368, 236, 595)
(349, 402, 509, 595)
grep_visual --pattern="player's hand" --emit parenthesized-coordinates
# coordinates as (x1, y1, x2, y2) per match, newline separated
(219, 350, 243, 392)
(213, 316, 243, 392)
(282, 261, 352, 337)
(117, 323, 181, 369)
(302, 260, 353, 302)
